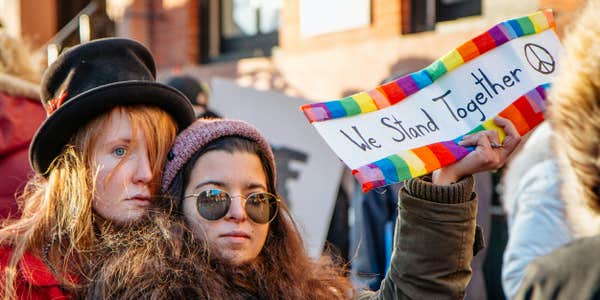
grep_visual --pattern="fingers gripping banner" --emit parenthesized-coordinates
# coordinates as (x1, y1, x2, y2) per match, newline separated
(301, 10, 562, 192)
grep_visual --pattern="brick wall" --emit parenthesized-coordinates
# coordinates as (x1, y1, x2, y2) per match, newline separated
(279, 0, 404, 52)
(149, 0, 198, 69)
(116, 0, 199, 69)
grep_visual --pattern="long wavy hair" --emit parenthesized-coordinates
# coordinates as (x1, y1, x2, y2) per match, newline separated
(0, 105, 177, 299)
(548, 0, 600, 238)
(166, 136, 354, 299)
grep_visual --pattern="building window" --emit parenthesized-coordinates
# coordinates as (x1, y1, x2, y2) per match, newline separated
(436, 0, 482, 22)
(409, 0, 482, 33)
(200, 0, 282, 62)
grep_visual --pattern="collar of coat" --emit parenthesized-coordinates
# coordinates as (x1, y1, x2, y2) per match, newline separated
(0, 73, 39, 100)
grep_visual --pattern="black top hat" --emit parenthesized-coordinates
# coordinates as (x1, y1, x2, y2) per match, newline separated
(29, 38, 195, 175)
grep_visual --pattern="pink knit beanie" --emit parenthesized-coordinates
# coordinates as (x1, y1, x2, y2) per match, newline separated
(161, 118, 276, 193)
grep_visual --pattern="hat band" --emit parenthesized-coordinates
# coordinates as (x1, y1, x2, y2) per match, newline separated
(46, 90, 68, 115)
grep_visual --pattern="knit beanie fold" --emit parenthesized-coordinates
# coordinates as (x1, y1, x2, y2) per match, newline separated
(161, 118, 275, 193)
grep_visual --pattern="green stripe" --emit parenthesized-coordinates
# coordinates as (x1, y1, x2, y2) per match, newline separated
(467, 124, 486, 135)
(425, 60, 448, 81)
(340, 96, 361, 116)
(388, 155, 412, 181)
(516, 17, 535, 35)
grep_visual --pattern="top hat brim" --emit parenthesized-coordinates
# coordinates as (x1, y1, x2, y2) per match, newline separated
(30, 80, 195, 175)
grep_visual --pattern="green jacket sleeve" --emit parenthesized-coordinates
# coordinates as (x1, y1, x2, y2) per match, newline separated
(356, 175, 478, 300)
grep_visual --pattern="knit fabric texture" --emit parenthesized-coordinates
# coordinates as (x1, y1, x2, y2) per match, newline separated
(161, 118, 275, 193)
(404, 175, 474, 204)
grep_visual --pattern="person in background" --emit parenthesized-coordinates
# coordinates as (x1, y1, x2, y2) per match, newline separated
(501, 121, 572, 298)
(0, 32, 46, 218)
(164, 75, 221, 119)
(350, 73, 494, 300)
(515, 0, 600, 298)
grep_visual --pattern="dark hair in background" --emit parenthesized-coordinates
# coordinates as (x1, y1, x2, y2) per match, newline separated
(166, 136, 354, 299)
(164, 75, 204, 106)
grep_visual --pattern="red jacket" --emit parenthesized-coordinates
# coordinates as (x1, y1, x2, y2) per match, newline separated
(0, 74, 45, 218)
(0, 247, 71, 299)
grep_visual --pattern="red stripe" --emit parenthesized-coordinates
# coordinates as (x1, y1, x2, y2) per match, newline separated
(513, 96, 544, 129)
(472, 32, 497, 55)
(378, 81, 406, 105)
(499, 104, 530, 135)
(426, 143, 457, 166)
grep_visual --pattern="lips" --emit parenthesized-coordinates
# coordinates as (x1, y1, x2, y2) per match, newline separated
(220, 231, 250, 239)
(126, 194, 152, 205)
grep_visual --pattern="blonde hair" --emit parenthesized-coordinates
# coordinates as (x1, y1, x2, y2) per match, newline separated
(0, 32, 42, 84)
(0, 105, 177, 299)
(549, 0, 600, 237)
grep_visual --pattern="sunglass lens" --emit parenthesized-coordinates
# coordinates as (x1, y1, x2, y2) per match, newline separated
(197, 190, 230, 221)
(246, 193, 278, 224)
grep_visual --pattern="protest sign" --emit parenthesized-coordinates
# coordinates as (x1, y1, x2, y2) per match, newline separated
(210, 78, 343, 257)
(301, 10, 562, 192)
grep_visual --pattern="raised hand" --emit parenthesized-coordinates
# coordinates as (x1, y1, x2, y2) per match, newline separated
(432, 116, 521, 185)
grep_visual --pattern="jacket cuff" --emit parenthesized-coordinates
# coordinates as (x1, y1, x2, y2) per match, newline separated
(404, 175, 474, 204)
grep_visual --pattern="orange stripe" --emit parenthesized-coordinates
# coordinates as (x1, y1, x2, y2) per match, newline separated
(544, 10, 555, 28)
(411, 146, 441, 172)
(367, 88, 391, 109)
(457, 41, 480, 63)
(499, 104, 530, 135)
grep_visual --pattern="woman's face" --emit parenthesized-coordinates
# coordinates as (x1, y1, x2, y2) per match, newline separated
(183, 150, 270, 265)
(92, 109, 154, 223)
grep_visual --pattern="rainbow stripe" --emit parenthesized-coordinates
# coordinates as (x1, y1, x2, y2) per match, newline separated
(352, 84, 550, 192)
(300, 10, 555, 123)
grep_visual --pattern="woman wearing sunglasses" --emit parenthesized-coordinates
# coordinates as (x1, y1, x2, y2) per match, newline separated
(168, 117, 521, 299)
(91, 116, 520, 298)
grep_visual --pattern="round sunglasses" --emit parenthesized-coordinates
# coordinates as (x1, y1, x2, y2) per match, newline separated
(185, 189, 280, 224)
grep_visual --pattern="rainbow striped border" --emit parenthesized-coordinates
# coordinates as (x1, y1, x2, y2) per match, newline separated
(353, 84, 550, 192)
(301, 10, 555, 123)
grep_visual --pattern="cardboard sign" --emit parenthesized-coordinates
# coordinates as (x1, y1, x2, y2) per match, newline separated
(210, 78, 343, 257)
(301, 10, 563, 191)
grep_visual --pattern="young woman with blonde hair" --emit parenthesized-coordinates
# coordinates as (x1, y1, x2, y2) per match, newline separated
(0, 38, 195, 298)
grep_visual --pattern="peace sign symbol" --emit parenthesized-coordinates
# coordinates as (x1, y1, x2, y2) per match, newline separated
(524, 43, 555, 74)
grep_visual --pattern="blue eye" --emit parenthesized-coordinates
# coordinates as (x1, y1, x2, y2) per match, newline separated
(113, 147, 127, 157)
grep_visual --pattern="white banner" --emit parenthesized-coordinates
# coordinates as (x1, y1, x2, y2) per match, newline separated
(312, 29, 562, 169)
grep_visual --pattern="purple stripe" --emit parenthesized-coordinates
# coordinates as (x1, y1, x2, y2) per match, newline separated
(309, 103, 331, 121)
(488, 25, 509, 46)
(395, 75, 419, 96)
(353, 164, 385, 183)
(525, 89, 545, 113)
(536, 85, 548, 99)
(440, 141, 471, 161)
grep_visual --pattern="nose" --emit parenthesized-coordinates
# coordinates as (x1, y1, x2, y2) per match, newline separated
(133, 153, 153, 184)
(225, 195, 247, 222)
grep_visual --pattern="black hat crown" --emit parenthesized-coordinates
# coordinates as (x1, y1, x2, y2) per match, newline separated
(30, 38, 195, 175)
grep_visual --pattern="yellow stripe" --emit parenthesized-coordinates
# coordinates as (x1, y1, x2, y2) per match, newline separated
(398, 151, 428, 177)
(528, 11, 549, 33)
(440, 50, 464, 72)
(482, 119, 507, 143)
(353, 92, 378, 113)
